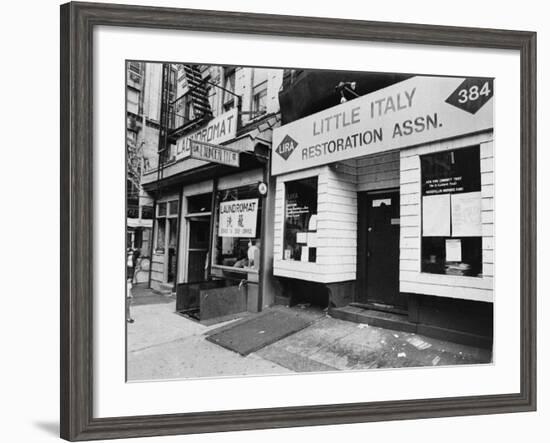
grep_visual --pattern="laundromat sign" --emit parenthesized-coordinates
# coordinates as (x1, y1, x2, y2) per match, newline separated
(175, 108, 238, 160)
(218, 198, 259, 238)
(272, 76, 494, 176)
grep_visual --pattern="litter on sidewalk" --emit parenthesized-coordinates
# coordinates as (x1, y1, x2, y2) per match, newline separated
(407, 336, 432, 350)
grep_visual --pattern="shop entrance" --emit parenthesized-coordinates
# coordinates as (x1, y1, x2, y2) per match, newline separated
(357, 190, 406, 309)
(186, 216, 211, 283)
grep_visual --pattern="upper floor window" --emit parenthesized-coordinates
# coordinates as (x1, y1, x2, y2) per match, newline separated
(128, 61, 141, 74)
(127, 88, 140, 115)
(251, 69, 269, 118)
(223, 67, 236, 111)
(252, 83, 267, 117)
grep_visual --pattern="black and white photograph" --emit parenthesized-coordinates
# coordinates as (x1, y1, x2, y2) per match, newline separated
(1, 0, 545, 441)
(126, 62, 494, 381)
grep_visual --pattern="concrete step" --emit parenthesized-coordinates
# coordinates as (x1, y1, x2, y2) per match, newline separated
(329, 305, 492, 349)
(153, 282, 174, 296)
(329, 305, 417, 333)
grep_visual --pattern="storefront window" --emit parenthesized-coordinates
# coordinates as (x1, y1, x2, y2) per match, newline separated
(155, 218, 166, 252)
(213, 184, 262, 271)
(157, 202, 167, 217)
(155, 199, 178, 254)
(420, 146, 482, 276)
(168, 200, 179, 216)
(283, 177, 318, 262)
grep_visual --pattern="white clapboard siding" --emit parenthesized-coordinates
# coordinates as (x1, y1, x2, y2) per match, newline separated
(273, 165, 358, 282)
(355, 151, 400, 192)
(399, 133, 494, 303)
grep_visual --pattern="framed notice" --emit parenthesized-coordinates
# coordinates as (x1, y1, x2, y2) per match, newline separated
(61, 2, 536, 441)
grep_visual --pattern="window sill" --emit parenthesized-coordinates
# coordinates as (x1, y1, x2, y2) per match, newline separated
(211, 264, 259, 274)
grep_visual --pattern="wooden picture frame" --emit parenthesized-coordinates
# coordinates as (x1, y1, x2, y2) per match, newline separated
(60, 1, 536, 440)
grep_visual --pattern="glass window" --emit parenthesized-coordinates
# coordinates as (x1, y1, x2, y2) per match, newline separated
(283, 177, 318, 263)
(141, 206, 153, 220)
(168, 200, 179, 216)
(127, 88, 140, 114)
(252, 84, 267, 117)
(187, 193, 212, 214)
(128, 62, 141, 74)
(223, 67, 236, 111)
(156, 218, 166, 252)
(155, 199, 179, 254)
(253, 68, 268, 87)
(157, 202, 167, 217)
(213, 184, 262, 271)
(420, 146, 482, 277)
(188, 217, 210, 250)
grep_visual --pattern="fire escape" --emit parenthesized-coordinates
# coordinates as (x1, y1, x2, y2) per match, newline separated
(155, 63, 215, 186)
(170, 65, 214, 139)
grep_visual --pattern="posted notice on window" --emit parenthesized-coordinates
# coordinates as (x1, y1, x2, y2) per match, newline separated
(218, 198, 259, 238)
(422, 194, 451, 237)
(451, 192, 482, 237)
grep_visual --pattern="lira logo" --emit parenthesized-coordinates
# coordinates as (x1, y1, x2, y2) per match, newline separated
(275, 135, 298, 160)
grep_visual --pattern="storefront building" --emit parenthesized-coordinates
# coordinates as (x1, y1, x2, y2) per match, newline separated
(126, 61, 162, 262)
(271, 74, 494, 347)
(142, 64, 284, 320)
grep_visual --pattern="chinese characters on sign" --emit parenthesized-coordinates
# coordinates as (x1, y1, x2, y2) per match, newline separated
(218, 198, 259, 237)
(175, 108, 238, 160)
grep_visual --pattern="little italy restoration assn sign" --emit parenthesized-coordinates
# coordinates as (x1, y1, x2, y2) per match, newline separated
(271, 76, 494, 175)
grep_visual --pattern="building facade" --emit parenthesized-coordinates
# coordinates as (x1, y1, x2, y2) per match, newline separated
(126, 61, 164, 261)
(136, 64, 494, 347)
(271, 71, 494, 347)
(141, 64, 284, 318)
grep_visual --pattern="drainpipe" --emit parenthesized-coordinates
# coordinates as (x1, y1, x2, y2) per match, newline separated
(206, 178, 218, 281)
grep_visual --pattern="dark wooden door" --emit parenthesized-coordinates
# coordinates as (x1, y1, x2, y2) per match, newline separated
(187, 216, 210, 283)
(357, 191, 405, 308)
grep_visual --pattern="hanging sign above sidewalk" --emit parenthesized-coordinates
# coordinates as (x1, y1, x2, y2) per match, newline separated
(189, 139, 240, 167)
(271, 76, 494, 175)
(175, 107, 238, 160)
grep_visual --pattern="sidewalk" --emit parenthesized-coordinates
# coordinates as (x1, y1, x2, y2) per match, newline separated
(127, 286, 291, 380)
(127, 286, 492, 381)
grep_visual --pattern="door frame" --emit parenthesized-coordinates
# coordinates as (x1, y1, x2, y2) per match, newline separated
(184, 212, 212, 283)
(356, 188, 402, 309)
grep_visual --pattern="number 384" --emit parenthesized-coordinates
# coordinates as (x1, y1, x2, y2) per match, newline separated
(458, 81, 491, 103)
